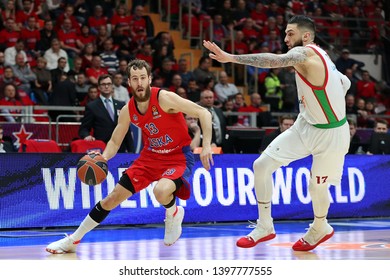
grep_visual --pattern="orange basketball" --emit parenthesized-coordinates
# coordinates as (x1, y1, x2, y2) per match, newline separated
(77, 154, 108, 185)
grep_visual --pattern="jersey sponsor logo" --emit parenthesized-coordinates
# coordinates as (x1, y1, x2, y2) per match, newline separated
(132, 114, 138, 121)
(148, 134, 174, 148)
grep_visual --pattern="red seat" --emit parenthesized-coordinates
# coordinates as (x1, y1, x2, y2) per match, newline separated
(19, 139, 62, 153)
(70, 139, 106, 153)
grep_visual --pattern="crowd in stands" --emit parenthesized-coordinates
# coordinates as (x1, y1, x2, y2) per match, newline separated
(0, 0, 389, 154)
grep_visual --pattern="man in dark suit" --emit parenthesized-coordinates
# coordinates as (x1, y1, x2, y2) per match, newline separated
(79, 74, 134, 153)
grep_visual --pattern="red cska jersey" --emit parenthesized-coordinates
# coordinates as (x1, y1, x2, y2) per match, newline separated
(128, 87, 191, 158)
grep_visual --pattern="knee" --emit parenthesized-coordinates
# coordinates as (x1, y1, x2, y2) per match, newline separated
(153, 186, 166, 203)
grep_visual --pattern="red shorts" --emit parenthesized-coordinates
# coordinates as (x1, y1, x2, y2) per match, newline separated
(124, 146, 194, 200)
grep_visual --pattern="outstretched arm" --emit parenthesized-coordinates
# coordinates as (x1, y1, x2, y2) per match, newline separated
(203, 40, 309, 68)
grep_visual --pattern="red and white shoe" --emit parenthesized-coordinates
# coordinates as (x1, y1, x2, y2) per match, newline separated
(292, 223, 334, 251)
(46, 234, 80, 254)
(236, 220, 276, 248)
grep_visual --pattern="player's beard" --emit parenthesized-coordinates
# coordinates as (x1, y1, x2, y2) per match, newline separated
(133, 86, 151, 102)
(292, 38, 303, 48)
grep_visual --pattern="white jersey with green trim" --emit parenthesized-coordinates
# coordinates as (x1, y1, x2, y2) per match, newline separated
(295, 44, 351, 126)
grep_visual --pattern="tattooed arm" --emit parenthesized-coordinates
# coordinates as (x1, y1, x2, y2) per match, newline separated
(233, 47, 309, 68)
(203, 40, 309, 68)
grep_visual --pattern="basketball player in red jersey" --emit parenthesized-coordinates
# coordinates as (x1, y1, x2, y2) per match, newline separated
(46, 59, 214, 254)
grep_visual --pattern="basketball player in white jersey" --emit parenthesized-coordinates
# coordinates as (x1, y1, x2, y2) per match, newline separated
(203, 15, 351, 251)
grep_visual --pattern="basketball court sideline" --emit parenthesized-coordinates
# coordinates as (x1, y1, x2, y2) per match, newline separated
(1, 218, 389, 260)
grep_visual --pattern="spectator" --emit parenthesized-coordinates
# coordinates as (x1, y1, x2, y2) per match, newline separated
(48, 72, 78, 122)
(214, 70, 239, 104)
(260, 114, 296, 152)
(87, 5, 108, 35)
(67, 56, 84, 81)
(129, 5, 147, 39)
(0, 83, 23, 122)
(44, 38, 70, 72)
(346, 93, 358, 116)
(112, 72, 129, 103)
(54, 4, 81, 34)
(19, 15, 40, 58)
(99, 38, 119, 75)
(36, 19, 57, 55)
(168, 74, 183, 93)
(347, 6, 369, 52)
(32, 56, 52, 105)
(74, 72, 90, 104)
(15, 0, 38, 30)
(110, 4, 132, 37)
(356, 70, 378, 101)
(80, 43, 95, 72)
(186, 78, 201, 103)
(78, 24, 96, 47)
(79, 85, 99, 106)
(78, 74, 134, 153)
(198, 89, 227, 150)
(116, 59, 129, 87)
(222, 99, 238, 126)
(347, 118, 363, 154)
(176, 57, 194, 89)
(152, 57, 176, 89)
(135, 42, 153, 69)
(0, 66, 22, 96)
(4, 38, 27, 67)
(0, 52, 4, 77)
(335, 49, 365, 75)
(264, 68, 284, 111)
(236, 92, 265, 127)
(345, 68, 359, 96)
(233, 92, 247, 111)
(0, 124, 16, 152)
(94, 25, 110, 54)
(184, 114, 201, 151)
(85, 55, 108, 86)
(176, 86, 187, 99)
(279, 66, 298, 112)
(366, 119, 390, 155)
(216, 0, 234, 28)
(50, 57, 68, 87)
(11, 52, 36, 95)
(0, 18, 20, 49)
(58, 18, 82, 58)
(193, 56, 216, 90)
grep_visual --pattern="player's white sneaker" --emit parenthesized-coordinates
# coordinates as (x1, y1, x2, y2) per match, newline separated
(164, 206, 184, 246)
(46, 234, 80, 254)
(236, 219, 276, 248)
(292, 222, 334, 251)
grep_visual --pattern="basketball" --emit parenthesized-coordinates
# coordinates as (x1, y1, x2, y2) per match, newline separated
(77, 154, 108, 185)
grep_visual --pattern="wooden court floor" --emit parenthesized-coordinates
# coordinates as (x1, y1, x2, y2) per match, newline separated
(0, 218, 390, 260)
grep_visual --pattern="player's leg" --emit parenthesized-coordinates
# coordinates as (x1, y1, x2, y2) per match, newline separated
(237, 117, 310, 248)
(154, 178, 184, 246)
(293, 124, 349, 251)
(236, 153, 281, 248)
(46, 175, 134, 254)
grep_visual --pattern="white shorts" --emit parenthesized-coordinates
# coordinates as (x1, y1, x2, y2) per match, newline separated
(264, 114, 350, 185)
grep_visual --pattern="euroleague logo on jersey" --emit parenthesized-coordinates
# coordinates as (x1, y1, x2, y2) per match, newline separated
(152, 105, 161, 119)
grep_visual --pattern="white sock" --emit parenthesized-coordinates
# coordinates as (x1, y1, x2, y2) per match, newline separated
(165, 203, 177, 217)
(258, 201, 273, 227)
(70, 215, 99, 241)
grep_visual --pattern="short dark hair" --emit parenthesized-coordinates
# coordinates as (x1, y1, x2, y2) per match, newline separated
(288, 15, 315, 35)
(375, 118, 389, 129)
(279, 114, 296, 124)
(127, 59, 152, 77)
(98, 74, 113, 85)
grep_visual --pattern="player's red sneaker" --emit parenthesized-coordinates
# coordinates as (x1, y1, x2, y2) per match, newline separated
(236, 220, 276, 248)
(292, 223, 334, 251)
